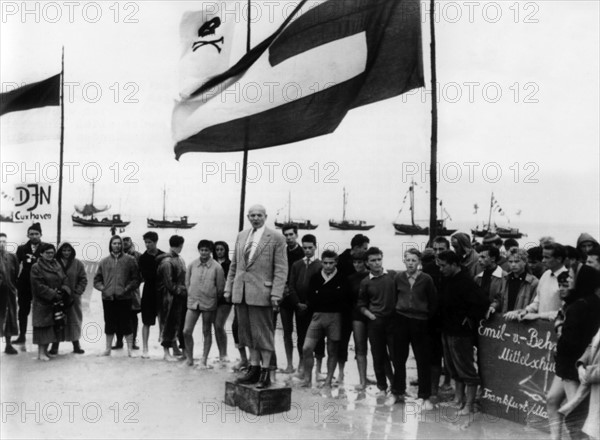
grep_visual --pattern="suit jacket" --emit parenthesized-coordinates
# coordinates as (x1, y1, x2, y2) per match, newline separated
(226, 227, 288, 307)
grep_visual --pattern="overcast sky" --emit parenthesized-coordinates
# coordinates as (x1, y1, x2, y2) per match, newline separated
(1, 0, 598, 232)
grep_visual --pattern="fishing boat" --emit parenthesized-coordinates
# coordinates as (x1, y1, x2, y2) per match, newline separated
(393, 182, 456, 236)
(471, 193, 525, 239)
(329, 187, 374, 231)
(274, 192, 318, 230)
(72, 182, 130, 227)
(147, 186, 197, 229)
(0, 212, 22, 223)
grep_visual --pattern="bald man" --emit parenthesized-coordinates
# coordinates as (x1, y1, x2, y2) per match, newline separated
(225, 205, 288, 388)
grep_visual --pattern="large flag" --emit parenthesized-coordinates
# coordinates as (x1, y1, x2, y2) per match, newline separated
(173, 0, 424, 159)
(0, 74, 60, 116)
(0, 73, 61, 144)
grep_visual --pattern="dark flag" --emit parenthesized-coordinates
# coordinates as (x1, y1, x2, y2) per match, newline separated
(0, 74, 60, 116)
(172, 0, 424, 159)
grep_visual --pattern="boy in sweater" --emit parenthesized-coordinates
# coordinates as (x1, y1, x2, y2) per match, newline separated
(300, 250, 346, 388)
(357, 247, 398, 396)
(387, 249, 438, 408)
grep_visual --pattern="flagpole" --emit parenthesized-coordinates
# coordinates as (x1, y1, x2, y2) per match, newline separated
(57, 46, 65, 245)
(428, 0, 438, 245)
(238, 0, 252, 232)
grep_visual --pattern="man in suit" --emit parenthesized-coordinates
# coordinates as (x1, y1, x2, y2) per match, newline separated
(225, 205, 288, 388)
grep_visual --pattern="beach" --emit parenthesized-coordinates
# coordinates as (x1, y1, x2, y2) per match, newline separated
(1, 281, 552, 440)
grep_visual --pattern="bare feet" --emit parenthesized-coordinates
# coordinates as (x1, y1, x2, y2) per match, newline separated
(164, 354, 178, 362)
(457, 405, 474, 416)
(38, 354, 51, 361)
(128, 351, 137, 358)
(100, 350, 111, 356)
(300, 380, 312, 388)
(141, 352, 150, 359)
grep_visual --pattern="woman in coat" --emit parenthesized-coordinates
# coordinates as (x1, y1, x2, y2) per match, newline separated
(49, 242, 87, 354)
(576, 327, 600, 439)
(30, 243, 71, 361)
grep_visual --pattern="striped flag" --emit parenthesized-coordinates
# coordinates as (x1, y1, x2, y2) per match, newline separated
(0, 74, 60, 116)
(172, 0, 424, 159)
(0, 73, 61, 144)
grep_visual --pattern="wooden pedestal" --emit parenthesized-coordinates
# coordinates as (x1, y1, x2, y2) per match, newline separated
(224, 381, 291, 416)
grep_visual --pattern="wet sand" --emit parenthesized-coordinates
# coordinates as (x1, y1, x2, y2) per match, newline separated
(1, 292, 549, 439)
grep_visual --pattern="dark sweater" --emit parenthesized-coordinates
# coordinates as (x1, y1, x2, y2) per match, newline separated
(287, 244, 305, 274)
(280, 244, 306, 308)
(287, 258, 322, 307)
(337, 249, 355, 279)
(348, 271, 370, 321)
(307, 270, 346, 313)
(555, 293, 600, 380)
(439, 268, 489, 336)
(357, 271, 397, 318)
(395, 271, 438, 320)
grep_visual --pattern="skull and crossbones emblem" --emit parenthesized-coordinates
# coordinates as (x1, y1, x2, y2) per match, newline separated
(192, 17, 225, 53)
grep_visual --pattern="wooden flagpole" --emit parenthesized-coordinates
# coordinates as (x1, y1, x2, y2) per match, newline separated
(238, 0, 252, 232)
(428, 0, 439, 245)
(57, 46, 65, 245)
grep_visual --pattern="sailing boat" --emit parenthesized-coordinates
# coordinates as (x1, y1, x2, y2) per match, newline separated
(274, 191, 318, 230)
(393, 182, 456, 236)
(147, 186, 197, 229)
(329, 187, 374, 231)
(471, 193, 525, 239)
(72, 182, 130, 227)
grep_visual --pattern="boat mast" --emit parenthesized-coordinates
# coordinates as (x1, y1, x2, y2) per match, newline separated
(90, 181, 95, 219)
(487, 192, 494, 231)
(342, 187, 347, 222)
(428, 0, 439, 244)
(410, 181, 415, 226)
(162, 185, 167, 221)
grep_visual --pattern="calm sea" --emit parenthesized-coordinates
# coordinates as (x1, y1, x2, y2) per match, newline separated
(1, 215, 597, 270)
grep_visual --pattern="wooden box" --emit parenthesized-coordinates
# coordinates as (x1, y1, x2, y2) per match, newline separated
(224, 381, 291, 416)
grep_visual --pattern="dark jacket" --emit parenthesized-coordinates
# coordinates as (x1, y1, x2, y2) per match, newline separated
(287, 258, 322, 308)
(307, 270, 347, 313)
(555, 293, 600, 380)
(348, 271, 370, 321)
(439, 268, 489, 336)
(16, 240, 46, 291)
(280, 243, 307, 308)
(555, 266, 600, 380)
(491, 272, 538, 313)
(156, 251, 187, 299)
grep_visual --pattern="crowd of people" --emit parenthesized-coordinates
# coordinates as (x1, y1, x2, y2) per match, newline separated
(1, 214, 599, 439)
